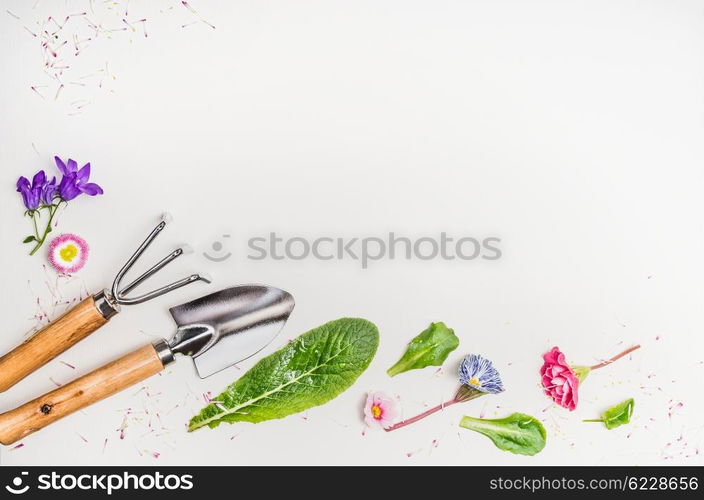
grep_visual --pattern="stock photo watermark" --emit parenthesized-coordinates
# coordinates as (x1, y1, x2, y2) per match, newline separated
(204, 232, 502, 269)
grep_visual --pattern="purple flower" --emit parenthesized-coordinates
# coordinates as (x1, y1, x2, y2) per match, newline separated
(58, 173, 81, 201)
(55, 156, 104, 201)
(16, 170, 47, 210)
(41, 176, 58, 205)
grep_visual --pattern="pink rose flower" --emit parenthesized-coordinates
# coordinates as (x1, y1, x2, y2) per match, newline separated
(540, 346, 579, 411)
(364, 391, 397, 428)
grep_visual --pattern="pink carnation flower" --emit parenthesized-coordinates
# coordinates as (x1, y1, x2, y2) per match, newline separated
(48, 233, 89, 273)
(364, 391, 397, 428)
(540, 346, 579, 411)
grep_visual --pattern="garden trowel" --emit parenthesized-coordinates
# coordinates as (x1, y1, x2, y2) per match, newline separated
(0, 285, 295, 445)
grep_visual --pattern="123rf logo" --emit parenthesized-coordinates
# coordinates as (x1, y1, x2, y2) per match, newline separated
(4, 471, 193, 495)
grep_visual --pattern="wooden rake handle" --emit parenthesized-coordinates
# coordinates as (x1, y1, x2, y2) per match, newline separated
(0, 296, 109, 392)
(0, 343, 166, 445)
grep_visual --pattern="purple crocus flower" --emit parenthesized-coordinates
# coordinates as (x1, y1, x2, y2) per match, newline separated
(16, 170, 47, 210)
(55, 156, 104, 201)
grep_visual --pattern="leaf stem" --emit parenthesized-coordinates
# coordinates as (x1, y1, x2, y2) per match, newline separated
(589, 344, 641, 370)
(384, 398, 458, 432)
(582, 419, 604, 423)
(386, 362, 406, 377)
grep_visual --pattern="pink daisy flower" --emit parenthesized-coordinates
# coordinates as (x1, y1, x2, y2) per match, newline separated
(48, 234, 89, 273)
(364, 391, 397, 428)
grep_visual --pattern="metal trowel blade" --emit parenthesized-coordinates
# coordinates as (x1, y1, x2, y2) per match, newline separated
(168, 285, 295, 378)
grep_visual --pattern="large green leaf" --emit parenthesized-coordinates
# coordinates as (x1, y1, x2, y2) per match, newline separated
(188, 318, 379, 431)
(387, 322, 459, 376)
(459, 413, 547, 456)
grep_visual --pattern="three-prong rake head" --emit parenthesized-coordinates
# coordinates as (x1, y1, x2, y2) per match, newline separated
(98, 214, 211, 314)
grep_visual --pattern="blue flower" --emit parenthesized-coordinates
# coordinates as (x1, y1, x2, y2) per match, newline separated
(459, 354, 504, 394)
(386, 352, 505, 432)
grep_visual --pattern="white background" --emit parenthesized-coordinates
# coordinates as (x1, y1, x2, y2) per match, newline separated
(0, 0, 703, 465)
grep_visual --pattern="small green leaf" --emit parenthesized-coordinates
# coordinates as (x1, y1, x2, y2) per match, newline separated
(584, 398, 634, 429)
(460, 413, 547, 456)
(387, 322, 459, 377)
(23, 235, 37, 244)
(571, 365, 591, 383)
(603, 398, 634, 429)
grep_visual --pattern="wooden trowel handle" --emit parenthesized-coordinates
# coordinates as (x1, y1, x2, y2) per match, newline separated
(0, 343, 166, 445)
(0, 296, 109, 392)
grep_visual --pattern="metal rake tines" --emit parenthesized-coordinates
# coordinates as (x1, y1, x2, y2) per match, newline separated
(111, 214, 211, 305)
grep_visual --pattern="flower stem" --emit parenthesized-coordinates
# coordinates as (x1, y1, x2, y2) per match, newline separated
(384, 399, 458, 432)
(32, 213, 40, 240)
(29, 203, 61, 256)
(589, 344, 641, 370)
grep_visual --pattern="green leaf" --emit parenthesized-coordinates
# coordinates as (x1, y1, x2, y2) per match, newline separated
(23, 235, 37, 244)
(584, 398, 634, 430)
(571, 365, 591, 383)
(460, 413, 547, 456)
(387, 322, 459, 376)
(188, 318, 379, 431)
(603, 398, 634, 429)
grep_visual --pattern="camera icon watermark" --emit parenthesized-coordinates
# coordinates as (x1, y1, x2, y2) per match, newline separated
(203, 234, 232, 262)
(5, 471, 29, 495)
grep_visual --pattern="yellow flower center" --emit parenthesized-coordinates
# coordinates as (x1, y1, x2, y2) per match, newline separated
(469, 377, 481, 387)
(371, 404, 382, 419)
(59, 244, 78, 263)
